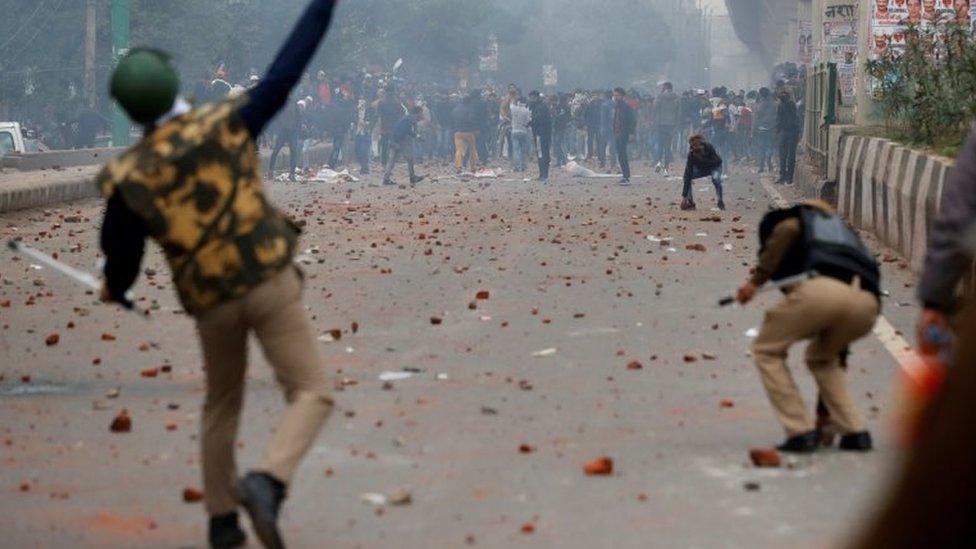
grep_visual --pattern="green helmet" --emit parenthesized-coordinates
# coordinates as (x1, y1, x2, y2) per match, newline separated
(110, 48, 179, 125)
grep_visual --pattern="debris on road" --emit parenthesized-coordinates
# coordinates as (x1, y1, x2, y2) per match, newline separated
(182, 487, 204, 503)
(749, 448, 782, 468)
(583, 457, 614, 476)
(532, 348, 557, 357)
(109, 410, 132, 433)
(378, 371, 414, 381)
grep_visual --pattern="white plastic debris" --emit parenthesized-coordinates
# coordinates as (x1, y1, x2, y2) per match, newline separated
(473, 168, 501, 178)
(745, 327, 760, 338)
(436, 373, 449, 381)
(723, 243, 734, 251)
(378, 371, 414, 381)
(360, 493, 388, 506)
(309, 167, 360, 183)
(532, 348, 557, 357)
(565, 160, 617, 178)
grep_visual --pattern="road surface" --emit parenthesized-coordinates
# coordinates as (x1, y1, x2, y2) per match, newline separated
(0, 159, 920, 548)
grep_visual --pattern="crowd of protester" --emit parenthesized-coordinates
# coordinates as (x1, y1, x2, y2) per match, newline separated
(236, 67, 807, 187)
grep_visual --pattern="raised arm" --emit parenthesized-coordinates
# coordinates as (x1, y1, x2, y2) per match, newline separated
(239, 0, 337, 137)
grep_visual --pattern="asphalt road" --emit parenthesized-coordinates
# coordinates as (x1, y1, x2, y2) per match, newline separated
(0, 158, 921, 548)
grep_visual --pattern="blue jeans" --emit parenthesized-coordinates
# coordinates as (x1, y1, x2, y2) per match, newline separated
(511, 131, 529, 171)
(682, 165, 723, 203)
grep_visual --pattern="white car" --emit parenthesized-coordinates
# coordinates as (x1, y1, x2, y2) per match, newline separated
(0, 122, 26, 156)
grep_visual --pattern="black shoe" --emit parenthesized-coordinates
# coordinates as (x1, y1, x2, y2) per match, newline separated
(838, 431, 873, 451)
(409, 175, 425, 184)
(209, 512, 246, 549)
(382, 178, 396, 186)
(776, 431, 819, 453)
(618, 177, 631, 186)
(717, 200, 726, 211)
(238, 472, 286, 549)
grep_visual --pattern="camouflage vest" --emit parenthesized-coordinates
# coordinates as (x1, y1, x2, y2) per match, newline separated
(96, 96, 298, 314)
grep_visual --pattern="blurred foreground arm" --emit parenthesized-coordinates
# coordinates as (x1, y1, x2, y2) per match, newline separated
(917, 128, 976, 341)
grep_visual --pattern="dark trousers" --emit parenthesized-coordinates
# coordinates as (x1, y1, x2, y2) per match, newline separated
(615, 134, 631, 180)
(553, 128, 568, 166)
(328, 129, 347, 168)
(384, 136, 416, 182)
(536, 132, 552, 180)
(779, 131, 799, 182)
(379, 133, 392, 166)
(476, 130, 489, 163)
(586, 129, 598, 158)
(354, 133, 371, 174)
(268, 131, 299, 176)
(682, 164, 723, 203)
(756, 129, 775, 171)
(654, 125, 676, 168)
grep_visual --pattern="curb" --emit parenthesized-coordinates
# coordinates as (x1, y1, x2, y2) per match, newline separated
(0, 143, 334, 215)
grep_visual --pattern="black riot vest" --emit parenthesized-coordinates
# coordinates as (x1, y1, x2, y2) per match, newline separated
(759, 206, 881, 298)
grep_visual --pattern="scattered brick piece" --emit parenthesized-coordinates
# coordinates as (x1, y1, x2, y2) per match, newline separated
(110, 410, 132, 433)
(45, 333, 60, 346)
(476, 290, 490, 300)
(182, 487, 204, 503)
(583, 457, 614, 476)
(627, 360, 643, 370)
(749, 448, 782, 468)
(720, 399, 735, 408)
(520, 523, 535, 534)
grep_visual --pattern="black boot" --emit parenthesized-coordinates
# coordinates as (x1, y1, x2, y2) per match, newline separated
(209, 512, 246, 549)
(838, 431, 873, 451)
(776, 431, 819, 453)
(238, 472, 286, 549)
(410, 175, 425, 184)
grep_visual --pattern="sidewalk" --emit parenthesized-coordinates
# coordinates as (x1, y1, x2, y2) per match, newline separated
(0, 166, 101, 213)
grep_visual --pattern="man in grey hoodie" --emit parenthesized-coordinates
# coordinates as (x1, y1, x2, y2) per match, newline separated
(652, 82, 681, 175)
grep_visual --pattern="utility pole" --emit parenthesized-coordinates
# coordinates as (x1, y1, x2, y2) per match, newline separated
(84, 0, 97, 109)
(111, 0, 130, 147)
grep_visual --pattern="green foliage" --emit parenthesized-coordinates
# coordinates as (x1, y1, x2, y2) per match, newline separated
(866, 20, 976, 154)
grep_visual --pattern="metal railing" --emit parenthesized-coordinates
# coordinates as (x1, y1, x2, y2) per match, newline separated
(803, 62, 838, 176)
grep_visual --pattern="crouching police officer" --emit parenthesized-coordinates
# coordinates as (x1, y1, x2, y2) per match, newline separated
(97, 1, 337, 547)
(736, 200, 880, 453)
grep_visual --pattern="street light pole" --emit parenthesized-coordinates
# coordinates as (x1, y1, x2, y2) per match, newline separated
(84, 0, 97, 109)
(111, 0, 130, 147)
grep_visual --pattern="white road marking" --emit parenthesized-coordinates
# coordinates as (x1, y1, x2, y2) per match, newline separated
(759, 177, 917, 371)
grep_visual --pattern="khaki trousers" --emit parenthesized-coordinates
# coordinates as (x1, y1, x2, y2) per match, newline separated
(195, 267, 333, 515)
(753, 276, 879, 436)
(454, 132, 478, 171)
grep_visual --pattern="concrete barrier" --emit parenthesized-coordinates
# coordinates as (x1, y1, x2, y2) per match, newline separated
(0, 143, 333, 214)
(1, 147, 124, 171)
(835, 133, 953, 272)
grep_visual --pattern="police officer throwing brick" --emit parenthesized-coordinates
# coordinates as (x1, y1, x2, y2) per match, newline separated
(736, 200, 881, 453)
(97, 1, 338, 547)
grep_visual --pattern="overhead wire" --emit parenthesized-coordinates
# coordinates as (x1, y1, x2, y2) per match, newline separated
(0, 0, 49, 53)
